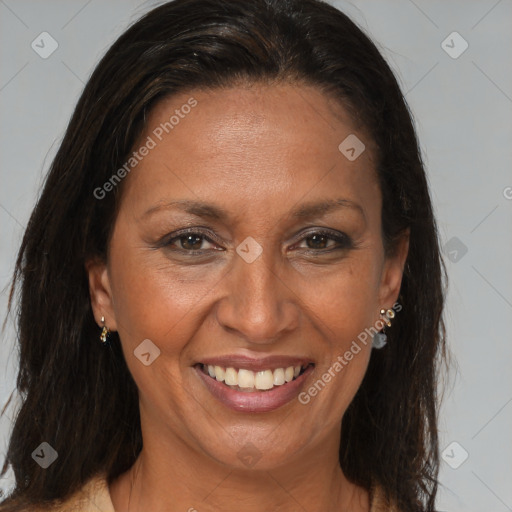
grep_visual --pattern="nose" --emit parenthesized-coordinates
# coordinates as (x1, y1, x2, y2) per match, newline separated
(215, 248, 300, 345)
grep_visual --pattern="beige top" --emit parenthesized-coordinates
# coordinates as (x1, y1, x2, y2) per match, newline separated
(13, 473, 401, 511)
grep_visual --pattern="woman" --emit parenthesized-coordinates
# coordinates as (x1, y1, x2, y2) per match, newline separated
(0, 0, 447, 510)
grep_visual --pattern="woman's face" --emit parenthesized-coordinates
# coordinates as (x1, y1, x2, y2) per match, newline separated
(88, 83, 407, 470)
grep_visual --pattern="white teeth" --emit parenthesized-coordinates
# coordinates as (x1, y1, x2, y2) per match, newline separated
(273, 368, 285, 386)
(224, 367, 238, 386)
(214, 365, 225, 382)
(238, 369, 255, 388)
(255, 370, 274, 390)
(204, 363, 310, 392)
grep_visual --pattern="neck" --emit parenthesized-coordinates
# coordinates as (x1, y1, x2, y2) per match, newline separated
(110, 427, 369, 512)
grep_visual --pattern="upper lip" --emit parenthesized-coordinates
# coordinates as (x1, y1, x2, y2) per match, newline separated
(197, 354, 315, 372)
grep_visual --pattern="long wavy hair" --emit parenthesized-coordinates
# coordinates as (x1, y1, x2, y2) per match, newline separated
(0, 0, 448, 510)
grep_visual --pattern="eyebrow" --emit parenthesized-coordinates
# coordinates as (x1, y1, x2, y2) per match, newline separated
(142, 198, 365, 222)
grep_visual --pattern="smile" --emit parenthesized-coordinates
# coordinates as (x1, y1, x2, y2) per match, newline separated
(199, 363, 313, 392)
(194, 357, 315, 413)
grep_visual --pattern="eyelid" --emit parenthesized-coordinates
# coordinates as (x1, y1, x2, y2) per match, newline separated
(290, 227, 353, 250)
(158, 226, 223, 248)
(159, 226, 353, 254)
(292, 226, 349, 241)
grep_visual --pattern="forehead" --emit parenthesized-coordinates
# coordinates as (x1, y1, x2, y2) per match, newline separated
(119, 83, 378, 218)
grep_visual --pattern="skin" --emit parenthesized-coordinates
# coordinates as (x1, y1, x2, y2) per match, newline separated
(87, 82, 409, 512)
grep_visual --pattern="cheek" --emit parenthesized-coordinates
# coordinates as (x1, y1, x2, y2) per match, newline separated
(293, 254, 380, 417)
(108, 237, 226, 356)
(109, 234, 383, 355)
(302, 253, 382, 339)
(107, 246, 227, 416)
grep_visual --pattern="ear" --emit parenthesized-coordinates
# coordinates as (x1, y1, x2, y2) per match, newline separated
(85, 258, 118, 331)
(378, 229, 410, 308)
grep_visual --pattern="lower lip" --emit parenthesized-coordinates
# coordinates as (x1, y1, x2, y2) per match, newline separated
(194, 365, 314, 413)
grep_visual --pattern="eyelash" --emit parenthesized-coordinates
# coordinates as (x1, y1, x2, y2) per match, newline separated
(160, 227, 353, 256)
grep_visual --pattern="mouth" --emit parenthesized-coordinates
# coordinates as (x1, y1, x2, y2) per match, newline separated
(197, 362, 314, 392)
(193, 357, 315, 413)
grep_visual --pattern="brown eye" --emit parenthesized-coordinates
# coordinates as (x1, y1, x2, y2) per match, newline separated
(304, 234, 330, 250)
(164, 230, 220, 254)
(296, 230, 352, 252)
(177, 234, 205, 251)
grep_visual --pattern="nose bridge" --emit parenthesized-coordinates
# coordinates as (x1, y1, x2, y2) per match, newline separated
(218, 240, 298, 343)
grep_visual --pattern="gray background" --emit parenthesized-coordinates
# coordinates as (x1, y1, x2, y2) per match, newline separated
(1, 1, 511, 510)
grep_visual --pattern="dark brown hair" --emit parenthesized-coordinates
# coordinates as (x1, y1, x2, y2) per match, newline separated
(1, 0, 448, 510)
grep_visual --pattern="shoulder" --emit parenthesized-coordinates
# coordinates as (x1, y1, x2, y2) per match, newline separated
(0, 473, 115, 512)
(369, 483, 402, 512)
(47, 473, 114, 512)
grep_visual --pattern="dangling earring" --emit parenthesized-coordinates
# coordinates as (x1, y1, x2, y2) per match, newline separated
(372, 308, 396, 349)
(100, 316, 110, 346)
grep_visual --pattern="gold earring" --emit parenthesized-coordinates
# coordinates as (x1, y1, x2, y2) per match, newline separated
(380, 308, 395, 328)
(100, 316, 109, 344)
(373, 307, 397, 349)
